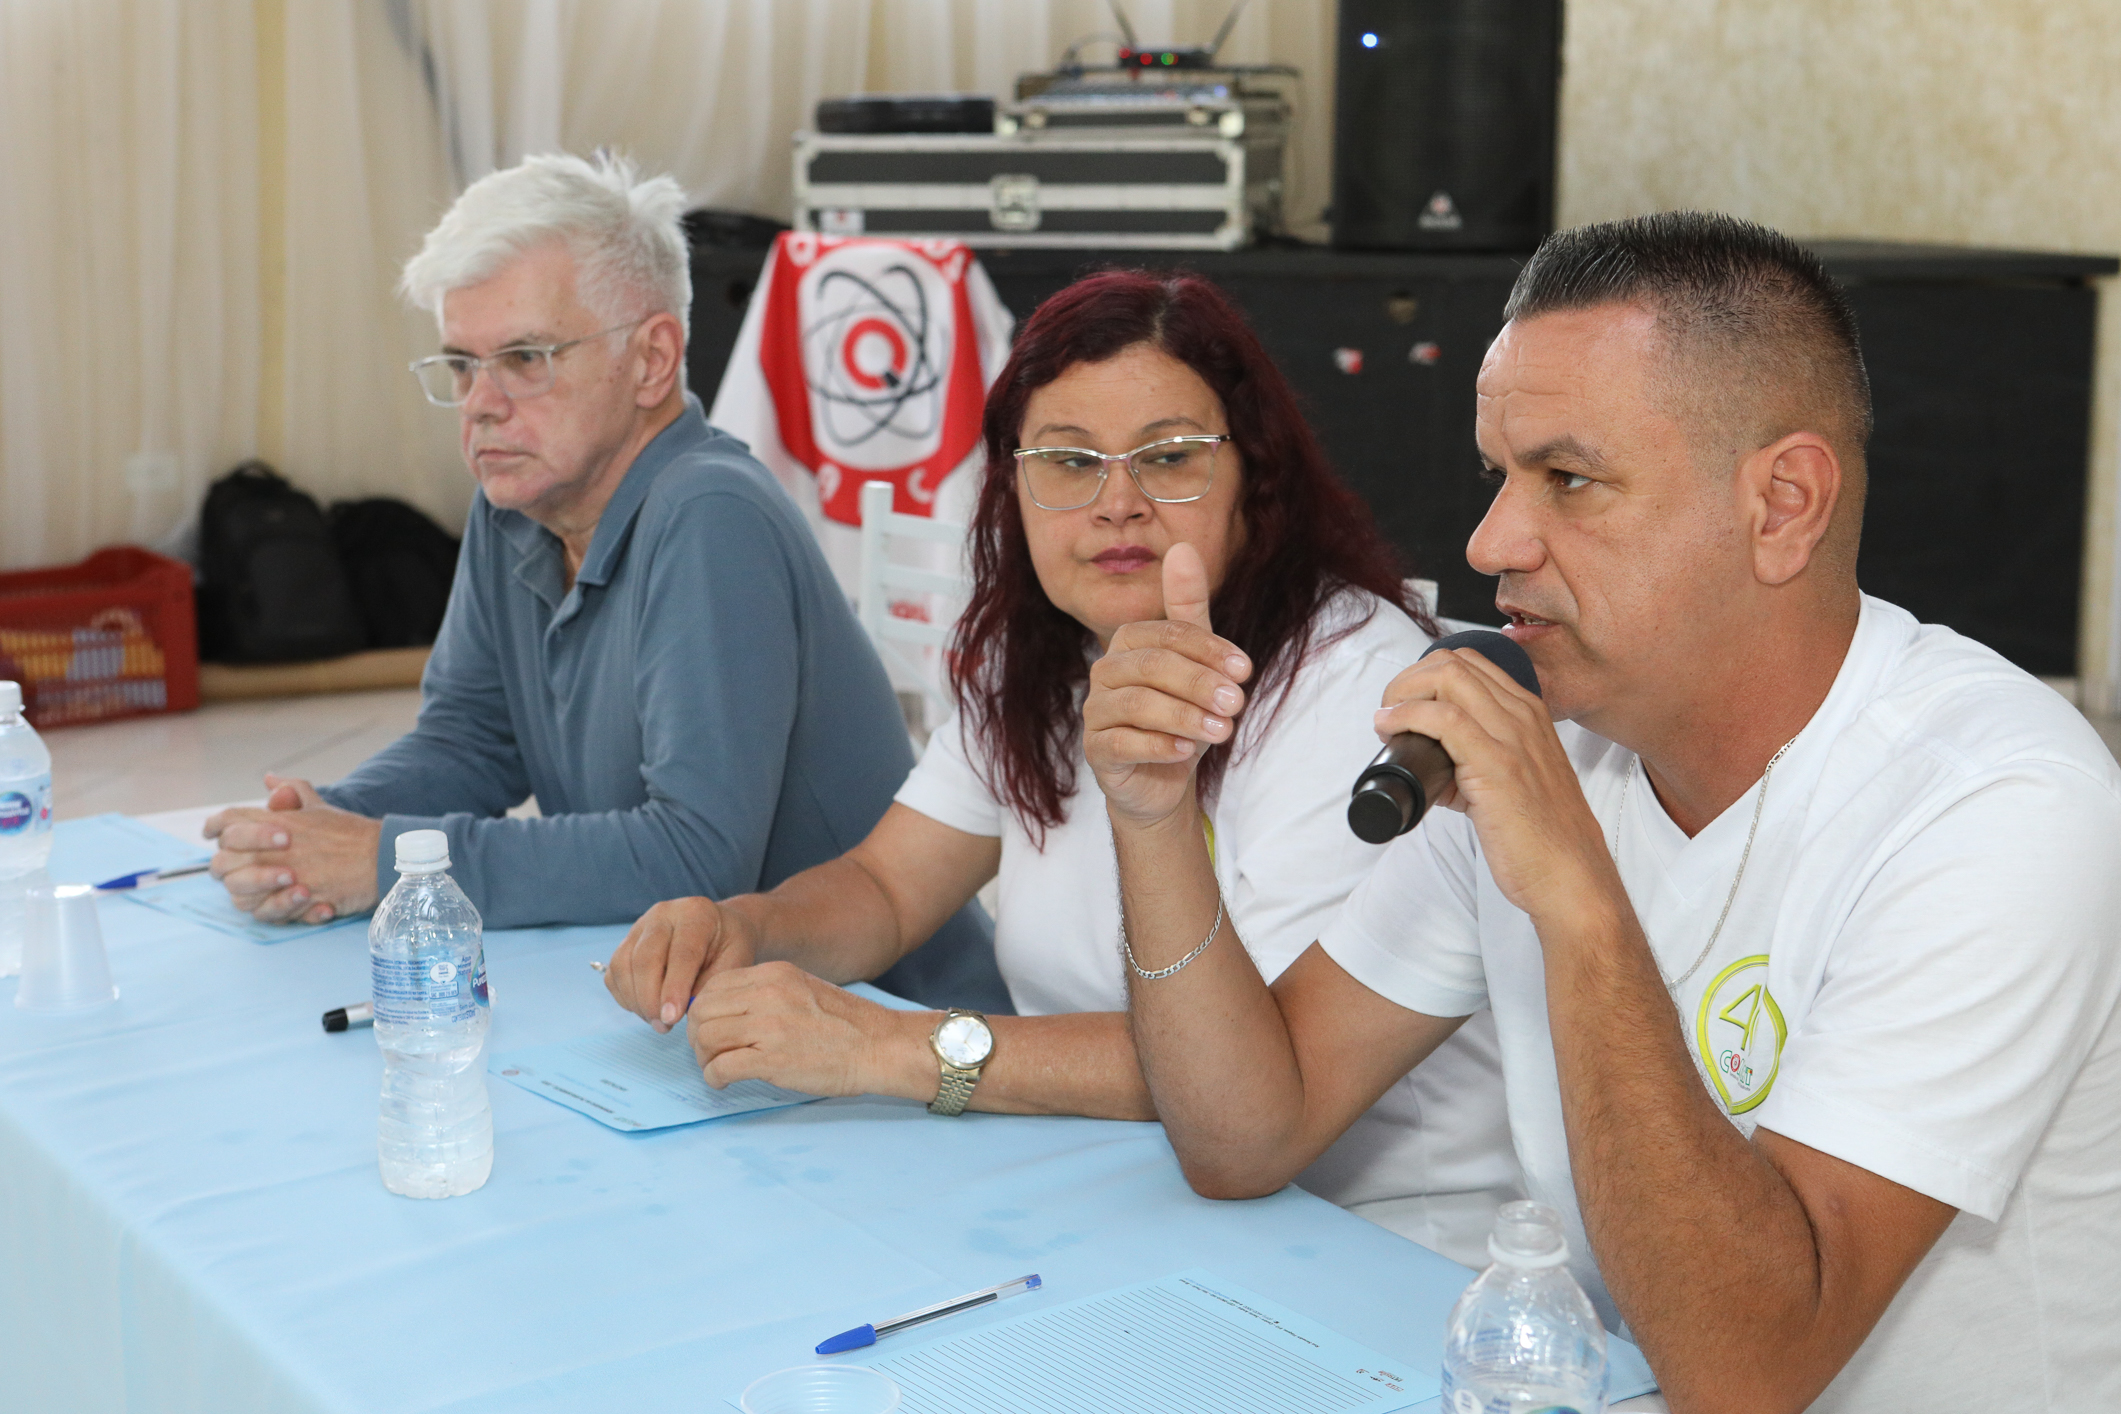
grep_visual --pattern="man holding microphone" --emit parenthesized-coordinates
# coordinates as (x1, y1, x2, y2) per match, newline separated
(1093, 213, 2121, 1411)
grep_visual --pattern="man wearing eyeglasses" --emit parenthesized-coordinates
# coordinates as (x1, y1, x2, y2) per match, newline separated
(203, 152, 1006, 1013)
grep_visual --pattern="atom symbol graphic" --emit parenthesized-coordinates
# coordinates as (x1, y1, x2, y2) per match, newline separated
(802, 265, 945, 450)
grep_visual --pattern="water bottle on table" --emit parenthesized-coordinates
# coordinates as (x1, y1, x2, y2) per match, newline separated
(1442, 1200, 1609, 1414)
(0, 682, 54, 979)
(372, 829, 492, 1197)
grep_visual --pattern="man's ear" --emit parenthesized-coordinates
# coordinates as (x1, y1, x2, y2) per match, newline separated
(1745, 431, 1841, 587)
(635, 311, 686, 408)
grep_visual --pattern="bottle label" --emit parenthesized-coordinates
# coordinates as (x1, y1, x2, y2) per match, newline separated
(0, 776, 51, 838)
(372, 951, 479, 1025)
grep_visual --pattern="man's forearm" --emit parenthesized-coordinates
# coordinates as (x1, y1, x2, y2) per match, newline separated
(420, 798, 786, 930)
(1541, 900, 1839, 1412)
(1112, 806, 1314, 1197)
(320, 723, 529, 824)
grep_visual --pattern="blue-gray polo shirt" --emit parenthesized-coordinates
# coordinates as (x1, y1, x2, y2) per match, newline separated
(322, 396, 1004, 1012)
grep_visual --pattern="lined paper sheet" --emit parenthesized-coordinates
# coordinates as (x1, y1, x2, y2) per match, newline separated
(490, 1025, 820, 1131)
(121, 872, 366, 944)
(852, 1271, 1436, 1414)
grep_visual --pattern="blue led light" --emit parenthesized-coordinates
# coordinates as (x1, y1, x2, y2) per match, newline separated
(1361, 32, 1379, 48)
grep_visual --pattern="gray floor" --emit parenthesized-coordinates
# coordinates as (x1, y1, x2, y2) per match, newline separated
(46, 688, 423, 823)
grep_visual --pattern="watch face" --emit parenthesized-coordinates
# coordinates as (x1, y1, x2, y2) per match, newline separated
(935, 1013, 993, 1068)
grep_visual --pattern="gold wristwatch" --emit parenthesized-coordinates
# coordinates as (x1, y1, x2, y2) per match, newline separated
(927, 1009, 994, 1116)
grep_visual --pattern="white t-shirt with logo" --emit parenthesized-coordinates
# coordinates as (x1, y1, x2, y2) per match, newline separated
(896, 589, 1523, 1266)
(1321, 595, 2121, 1409)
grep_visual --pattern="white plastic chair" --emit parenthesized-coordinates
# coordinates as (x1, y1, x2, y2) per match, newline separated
(1406, 577, 1441, 622)
(858, 479, 969, 739)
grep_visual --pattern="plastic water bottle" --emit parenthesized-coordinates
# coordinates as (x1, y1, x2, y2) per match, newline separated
(1441, 1201, 1609, 1414)
(0, 682, 54, 979)
(371, 829, 492, 1197)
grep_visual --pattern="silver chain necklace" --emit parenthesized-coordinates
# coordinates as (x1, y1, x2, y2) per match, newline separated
(1611, 737, 1798, 991)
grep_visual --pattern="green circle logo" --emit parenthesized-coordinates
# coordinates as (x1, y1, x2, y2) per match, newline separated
(1695, 954, 1786, 1114)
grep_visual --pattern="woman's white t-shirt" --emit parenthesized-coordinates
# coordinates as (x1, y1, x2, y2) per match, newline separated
(1321, 595, 2121, 1408)
(895, 589, 1522, 1266)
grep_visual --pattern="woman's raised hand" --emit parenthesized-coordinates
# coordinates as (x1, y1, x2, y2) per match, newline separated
(1083, 543, 1252, 829)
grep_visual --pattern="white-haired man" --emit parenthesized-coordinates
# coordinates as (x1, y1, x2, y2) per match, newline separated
(205, 152, 1005, 1012)
(1093, 213, 2120, 1409)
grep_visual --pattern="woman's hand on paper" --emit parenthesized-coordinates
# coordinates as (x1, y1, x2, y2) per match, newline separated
(604, 895, 761, 1034)
(685, 962, 932, 1101)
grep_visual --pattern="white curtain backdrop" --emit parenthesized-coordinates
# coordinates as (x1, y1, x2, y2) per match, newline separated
(276, 0, 462, 541)
(0, 0, 1334, 573)
(0, 0, 262, 567)
(0, 0, 463, 569)
(407, 0, 1334, 232)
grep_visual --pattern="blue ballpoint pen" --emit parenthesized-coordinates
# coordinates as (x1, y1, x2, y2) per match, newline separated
(816, 1274, 1043, 1354)
(94, 862, 212, 892)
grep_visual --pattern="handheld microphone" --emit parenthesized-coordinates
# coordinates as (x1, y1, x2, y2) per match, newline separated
(1346, 629, 1543, 844)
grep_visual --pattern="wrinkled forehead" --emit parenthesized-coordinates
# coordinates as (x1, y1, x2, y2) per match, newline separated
(1474, 303, 1681, 466)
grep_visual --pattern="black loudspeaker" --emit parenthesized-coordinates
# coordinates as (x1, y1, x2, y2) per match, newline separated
(1332, 0, 1562, 251)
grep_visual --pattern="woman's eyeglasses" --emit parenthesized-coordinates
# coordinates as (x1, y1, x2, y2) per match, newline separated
(1013, 435, 1229, 511)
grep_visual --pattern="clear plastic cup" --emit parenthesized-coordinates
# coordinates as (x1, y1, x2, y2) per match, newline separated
(15, 882, 118, 1012)
(739, 1366, 901, 1414)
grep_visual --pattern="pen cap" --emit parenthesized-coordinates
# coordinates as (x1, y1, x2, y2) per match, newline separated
(393, 829, 450, 875)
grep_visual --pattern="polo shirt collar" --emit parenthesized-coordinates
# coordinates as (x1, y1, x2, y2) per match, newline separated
(491, 393, 715, 609)
(573, 393, 714, 590)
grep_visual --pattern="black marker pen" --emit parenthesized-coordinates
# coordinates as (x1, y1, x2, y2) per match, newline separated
(322, 1001, 374, 1033)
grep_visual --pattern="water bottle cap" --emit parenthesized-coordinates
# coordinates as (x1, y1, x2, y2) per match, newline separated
(0, 681, 19, 716)
(1488, 1199, 1571, 1269)
(394, 829, 450, 873)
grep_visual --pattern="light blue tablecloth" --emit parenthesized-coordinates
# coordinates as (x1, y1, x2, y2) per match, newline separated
(0, 816, 1649, 1413)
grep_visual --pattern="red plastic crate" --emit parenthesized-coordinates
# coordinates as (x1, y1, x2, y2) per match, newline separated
(0, 546, 200, 728)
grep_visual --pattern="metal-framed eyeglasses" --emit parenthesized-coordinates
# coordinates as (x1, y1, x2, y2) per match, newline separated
(408, 320, 645, 407)
(1013, 434, 1230, 511)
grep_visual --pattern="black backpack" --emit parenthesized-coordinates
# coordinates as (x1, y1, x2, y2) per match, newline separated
(328, 498, 460, 649)
(196, 461, 367, 663)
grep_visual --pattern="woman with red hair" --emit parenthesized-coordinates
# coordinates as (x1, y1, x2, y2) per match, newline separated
(604, 271, 1519, 1264)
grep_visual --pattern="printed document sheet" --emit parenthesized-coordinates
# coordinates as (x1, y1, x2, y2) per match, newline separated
(490, 1025, 821, 1131)
(54, 812, 358, 945)
(121, 872, 367, 944)
(848, 1270, 1437, 1413)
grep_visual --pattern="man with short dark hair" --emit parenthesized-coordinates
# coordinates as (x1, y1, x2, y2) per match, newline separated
(1091, 212, 2121, 1409)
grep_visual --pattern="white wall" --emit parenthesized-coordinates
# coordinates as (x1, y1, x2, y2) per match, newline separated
(1557, 0, 2121, 707)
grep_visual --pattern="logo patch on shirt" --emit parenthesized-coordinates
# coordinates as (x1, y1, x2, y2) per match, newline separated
(1696, 955, 1785, 1114)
